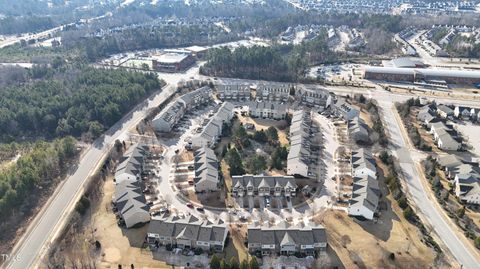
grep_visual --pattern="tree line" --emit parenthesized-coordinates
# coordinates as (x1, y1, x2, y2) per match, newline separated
(61, 23, 238, 62)
(0, 137, 77, 222)
(0, 64, 162, 142)
(201, 34, 336, 82)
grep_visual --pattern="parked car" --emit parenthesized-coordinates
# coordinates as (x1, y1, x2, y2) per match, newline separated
(196, 207, 205, 212)
(186, 203, 194, 208)
(188, 165, 194, 170)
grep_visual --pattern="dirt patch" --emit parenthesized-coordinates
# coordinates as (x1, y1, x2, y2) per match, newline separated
(316, 156, 452, 269)
(320, 208, 442, 269)
(222, 224, 249, 262)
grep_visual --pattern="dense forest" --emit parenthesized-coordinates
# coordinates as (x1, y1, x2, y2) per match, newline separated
(0, 137, 77, 221)
(201, 34, 336, 82)
(0, 64, 162, 142)
(0, 16, 55, 35)
(61, 23, 239, 62)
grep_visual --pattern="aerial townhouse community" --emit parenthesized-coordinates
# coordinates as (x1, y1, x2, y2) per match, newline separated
(108, 82, 405, 265)
(231, 175, 297, 198)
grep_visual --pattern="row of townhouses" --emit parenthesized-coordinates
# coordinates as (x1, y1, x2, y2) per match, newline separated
(334, 100, 360, 121)
(256, 83, 291, 102)
(193, 146, 220, 192)
(295, 86, 332, 109)
(147, 215, 229, 252)
(437, 155, 480, 205)
(418, 103, 480, 126)
(113, 144, 151, 228)
(430, 121, 462, 151)
(248, 101, 288, 120)
(153, 86, 212, 132)
(348, 149, 379, 220)
(231, 175, 297, 197)
(287, 110, 312, 178)
(247, 221, 327, 256)
(216, 83, 331, 109)
(348, 116, 370, 144)
(217, 84, 251, 101)
(189, 102, 235, 149)
(455, 105, 480, 121)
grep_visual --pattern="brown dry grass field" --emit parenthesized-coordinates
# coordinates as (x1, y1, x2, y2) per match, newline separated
(54, 175, 170, 269)
(317, 159, 450, 269)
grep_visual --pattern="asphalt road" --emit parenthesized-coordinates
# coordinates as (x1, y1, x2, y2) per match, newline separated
(4, 84, 177, 269)
(378, 99, 480, 269)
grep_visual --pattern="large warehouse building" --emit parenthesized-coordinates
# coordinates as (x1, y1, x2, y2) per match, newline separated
(364, 66, 480, 85)
(152, 51, 195, 72)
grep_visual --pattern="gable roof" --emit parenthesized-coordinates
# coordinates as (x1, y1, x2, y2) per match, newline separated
(148, 215, 227, 243)
(194, 146, 219, 185)
(115, 143, 148, 183)
(114, 180, 149, 221)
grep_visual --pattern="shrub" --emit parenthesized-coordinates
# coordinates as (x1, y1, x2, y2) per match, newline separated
(403, 206, 415, 222)
(398, 196, 408, 209)
(389, 252, 395, 260)
(474, 237, 480, 250)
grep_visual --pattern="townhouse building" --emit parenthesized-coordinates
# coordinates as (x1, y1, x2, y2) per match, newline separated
(147, 215, 228, 252)
(231, 175, 297, 197)
(247, 221, 327, 256)
(153, 86, 212, 132)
